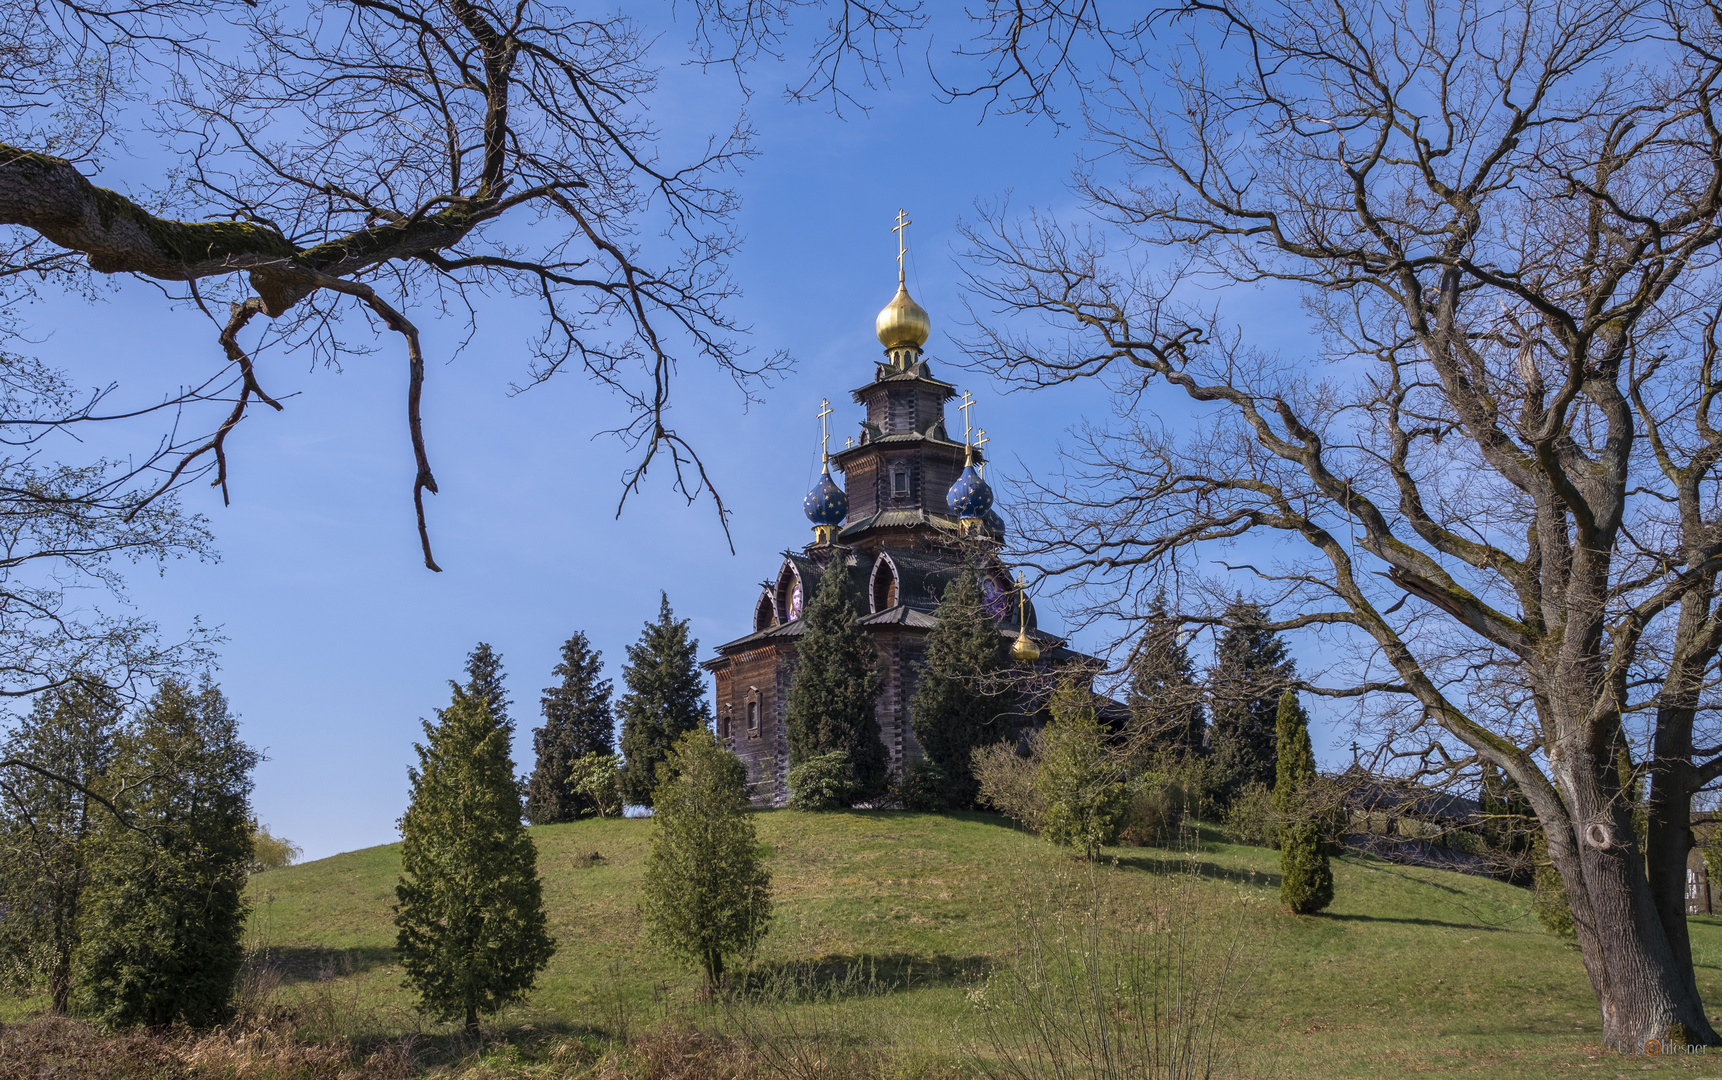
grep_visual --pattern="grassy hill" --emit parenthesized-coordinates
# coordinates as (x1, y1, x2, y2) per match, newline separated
(224, 813, 1719, 1075)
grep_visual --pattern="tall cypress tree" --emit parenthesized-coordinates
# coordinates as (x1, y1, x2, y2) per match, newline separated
(1273, 690, 1333, 914)
(618, 594, 710, 807)
(74, 677, 256, 1027)
(1209, 598, 1294, 804)
(910, 565, 1011, 808)
(0, 683, 123, 1013)
(1126, 592, 1205, 769)
(395, 682, 555, 1034)
(464, 642, 511, 730)
(784, 560, 886, 802)
(526, 632, 614, 824)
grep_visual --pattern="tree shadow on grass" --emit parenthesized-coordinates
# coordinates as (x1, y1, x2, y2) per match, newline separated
(252, 945, 395, 985)
(734, 952, 992, 1002)
(1321, 912, 1521, 933)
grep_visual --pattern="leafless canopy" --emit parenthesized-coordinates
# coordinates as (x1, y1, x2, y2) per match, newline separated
(0, 0, 810, 569)
(957, 0, 1722, 1049)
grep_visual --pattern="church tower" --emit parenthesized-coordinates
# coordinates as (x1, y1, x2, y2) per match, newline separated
(703, 212, 1076, 806)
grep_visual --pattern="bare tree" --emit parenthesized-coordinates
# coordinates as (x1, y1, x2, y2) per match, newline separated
(0, 0, 808, 570)
(957, 0, 1722, 1052)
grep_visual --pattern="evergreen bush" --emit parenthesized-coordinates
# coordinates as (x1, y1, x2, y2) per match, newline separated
(618, 594, 710, 807)
(784, 561, 886, 802)
(1035, 684, 1128, 860)
(1209, 600, 1295, 806)
(639, 729, 772, 992)
(892, 758, 950, 812)
(528, 631, 614, 824)
(1274, 690, 1333, 915)
(74, 678, 256, 1028)
(787, 750, 858, 811)
(394, 660, 555, 1034)
(0, 682, 123, 1012)
(911, 565, 1013, 807)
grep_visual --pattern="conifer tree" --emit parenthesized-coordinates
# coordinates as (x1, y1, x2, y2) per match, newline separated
(0, 683, 123, 1012)
(74, 677, 256, 1027)
(395, 682, 555, 1034)
(1036, 683, 1128, 861)
(784, 560, 887, 802)
(1209, 599, 1295, 805)
(464, 642, 511, 730)
(618, 594, 710, 807)
(527, 631, 614, 824)
(1126, 592, 1205, 769)
(911, 565, 1012, 807)
(1273, 690, 1333, 915)
(1479, 762, 1537, 887)
(639, 728, 771, 992)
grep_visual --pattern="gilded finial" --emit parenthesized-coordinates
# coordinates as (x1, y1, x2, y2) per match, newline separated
(1012, 571, 1040, 663)
(974, 428, 990, 478)
(817, 397, 835, 466)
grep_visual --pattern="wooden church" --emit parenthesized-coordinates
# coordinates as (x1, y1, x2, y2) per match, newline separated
(703, 216, 1089, 805)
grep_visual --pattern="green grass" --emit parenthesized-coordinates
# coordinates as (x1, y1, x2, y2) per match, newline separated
(125, 814, 1722, 1075)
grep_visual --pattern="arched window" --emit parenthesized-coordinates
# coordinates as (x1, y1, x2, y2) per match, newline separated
(754, 590, 775, 632)
(775, 561, 804, 623)
(870, 554, 899, 613)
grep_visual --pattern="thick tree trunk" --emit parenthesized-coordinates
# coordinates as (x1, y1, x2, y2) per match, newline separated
(1551, 745, 1718, 1050)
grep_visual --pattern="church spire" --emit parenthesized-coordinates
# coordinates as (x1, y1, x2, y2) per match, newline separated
(803, 397, 847, 545)
(875, 208, 932, 368)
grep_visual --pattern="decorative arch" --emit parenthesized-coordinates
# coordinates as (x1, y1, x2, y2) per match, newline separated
(775, 560, 805, 624)
(869, 552, 900, 613)
(754, 590, 775, 632)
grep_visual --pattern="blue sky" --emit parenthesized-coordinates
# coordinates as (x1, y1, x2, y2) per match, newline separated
(15, 12, 1336, 860)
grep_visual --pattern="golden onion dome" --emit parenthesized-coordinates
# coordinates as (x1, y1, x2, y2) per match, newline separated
(875, 282, 932, 349)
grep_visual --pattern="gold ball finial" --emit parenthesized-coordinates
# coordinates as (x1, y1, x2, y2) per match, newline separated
(876, 284, 932, 350)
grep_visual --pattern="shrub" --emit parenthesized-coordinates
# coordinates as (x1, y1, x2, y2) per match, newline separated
(973, 736, 1043, 830)
(1532, 832, 1575, 936)
(639, 729, 773, 991)
(569, 752, 624, 818)
(891, 757, 950, 812)
(1119, 775, 1186, 848)
(75, 678, 256, 1029)
(1220, 783, 1278, 848)
(787, 751, 858, 811)
(394, 666, 555, 1035)
(249, 823, 302, 873)
(1036, 685, 1128, 860)
(1274, 690, 1332, 914)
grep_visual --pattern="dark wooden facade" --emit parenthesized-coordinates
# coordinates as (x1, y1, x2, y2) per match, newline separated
(703, 315, 1076, 805)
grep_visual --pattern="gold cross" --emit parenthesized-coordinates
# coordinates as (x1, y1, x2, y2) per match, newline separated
(893, 208, 912, 285)
(958, 390, 976, 465)
(974, 428, 990, 476)
(1015, 571, 1030, 621)
(817, 398, 834, 463)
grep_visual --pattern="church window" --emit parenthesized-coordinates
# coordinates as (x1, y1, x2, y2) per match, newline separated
(720, 705, 732, 740)
(871, 554, 899, 612)
(747, 695, 760, 736)
(754, 591, 775, 632)
(892, 467, 910, 499)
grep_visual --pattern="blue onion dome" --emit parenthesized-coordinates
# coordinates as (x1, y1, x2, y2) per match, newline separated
(803, 466, 848, 526)
(946, 464, 994, 519)
(983, 506, 1007, 537)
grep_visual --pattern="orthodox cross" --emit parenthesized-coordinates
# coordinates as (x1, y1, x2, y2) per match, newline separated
(959, 389, 976, 463)
(817, 398, 835, 463)
(894, 208, 912, 285)
(1015, 570, 1031, 623)
(974, 427, 990, 477)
